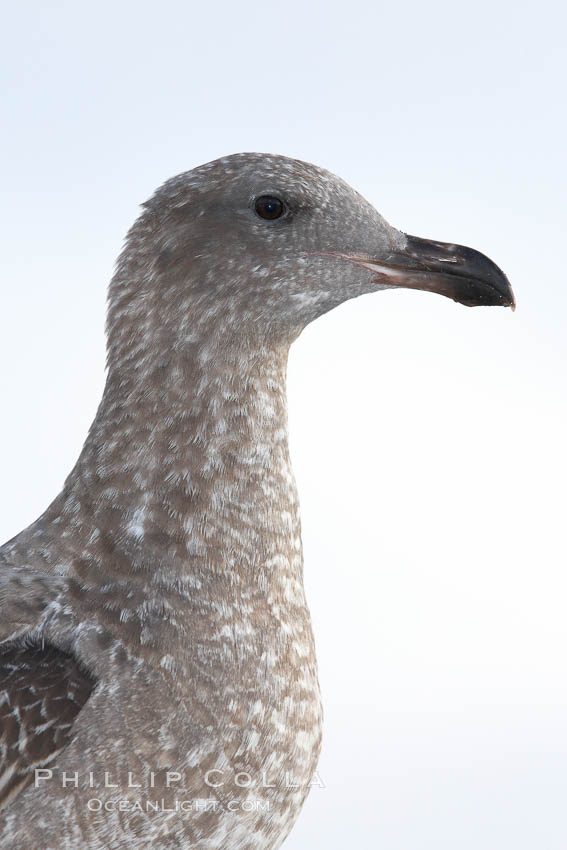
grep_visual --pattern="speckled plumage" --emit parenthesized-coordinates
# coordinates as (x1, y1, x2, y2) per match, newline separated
(0, 153, 514, 849)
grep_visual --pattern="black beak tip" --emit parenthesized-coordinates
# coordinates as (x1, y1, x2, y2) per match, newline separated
(454, 274, 516, 310)
(403, 234, 516, 311)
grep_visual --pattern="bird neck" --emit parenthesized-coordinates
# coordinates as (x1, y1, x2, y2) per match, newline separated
(60, 338, 301, 587)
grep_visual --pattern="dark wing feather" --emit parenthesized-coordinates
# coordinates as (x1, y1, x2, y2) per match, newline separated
(0, 642, 95, 809)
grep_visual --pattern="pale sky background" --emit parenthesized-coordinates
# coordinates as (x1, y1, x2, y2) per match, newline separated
(1, 1, 566, 847)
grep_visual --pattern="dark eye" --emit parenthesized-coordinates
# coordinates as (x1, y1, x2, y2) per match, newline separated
(254, 195, 285, 221)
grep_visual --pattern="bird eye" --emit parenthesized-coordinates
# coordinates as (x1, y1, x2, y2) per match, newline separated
(254, 195, 285, 221)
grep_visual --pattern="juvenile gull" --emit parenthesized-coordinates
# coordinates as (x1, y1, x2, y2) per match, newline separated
(0, 153, 514, 849)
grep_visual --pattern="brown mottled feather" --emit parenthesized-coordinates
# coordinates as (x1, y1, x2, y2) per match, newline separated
(0, 644, 95, 808)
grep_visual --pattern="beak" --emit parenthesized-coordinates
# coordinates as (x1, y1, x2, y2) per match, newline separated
(344, 234, 516, 310)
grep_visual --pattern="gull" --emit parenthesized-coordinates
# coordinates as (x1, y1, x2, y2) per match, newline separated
(0, 153, 514, 849)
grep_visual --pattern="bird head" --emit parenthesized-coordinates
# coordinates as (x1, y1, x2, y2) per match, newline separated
(108, 153, 514, 355)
